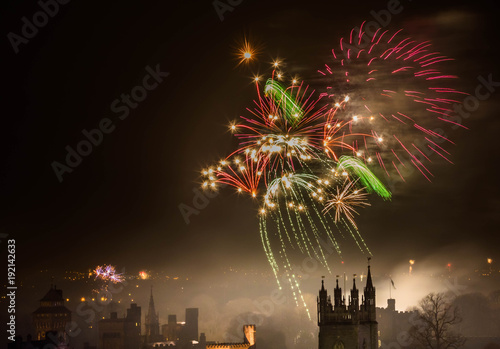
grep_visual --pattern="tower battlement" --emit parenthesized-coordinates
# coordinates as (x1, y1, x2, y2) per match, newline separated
(317, 265, 378, 349)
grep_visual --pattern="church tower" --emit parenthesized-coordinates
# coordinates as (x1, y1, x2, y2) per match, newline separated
(33, 285, 71, 342)
(145, 286, 161, 343)
(318, 265, 378, 349)
(359, 265, 378, 348)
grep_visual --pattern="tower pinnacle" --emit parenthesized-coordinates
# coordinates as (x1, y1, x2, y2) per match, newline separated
(317, 264, 378, 349)
(366, 265, 374, 290)
(145, 285, 160, 342)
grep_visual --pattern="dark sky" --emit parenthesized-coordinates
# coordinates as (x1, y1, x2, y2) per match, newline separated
(2, 0, 500, 281)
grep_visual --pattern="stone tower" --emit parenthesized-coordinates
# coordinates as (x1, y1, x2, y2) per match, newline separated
(145, 286, 161, 343)
(318, 265, 378, 349)
(243, 324, 256, 346)
(33, 285, 71, 341)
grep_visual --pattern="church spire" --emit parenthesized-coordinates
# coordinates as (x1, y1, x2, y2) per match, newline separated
(334, 276, 343, 308)
(318, 278, 329, 326)
(363, 263, 376, 322)
(148, 286, 155, 311)
(145, 285, 160, 341)
(366, 265, 374, 290)
(350, 275, 359, 310)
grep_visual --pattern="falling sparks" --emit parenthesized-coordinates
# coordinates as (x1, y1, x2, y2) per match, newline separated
(200, 59, 379, 318)
(319, 23, 465, 182)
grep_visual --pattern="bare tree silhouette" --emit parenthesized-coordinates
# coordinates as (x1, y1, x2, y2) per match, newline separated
(410, 292, 466, 349)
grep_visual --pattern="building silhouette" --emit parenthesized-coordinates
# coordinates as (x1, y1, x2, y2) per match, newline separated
(376, 298, 417, 348)
(8, 332, 70, 349)
(154, 308, 254, 349)
(162, 314, 183, 341)
(206, 325, 256, 349)
(98, 303, 142, 349)
(32, 285, 72, 342)
(184, 308, 199, 342)
(161, 308, 199, 343)
(145, 287, 162, 343)
(318, 265, 378, 349)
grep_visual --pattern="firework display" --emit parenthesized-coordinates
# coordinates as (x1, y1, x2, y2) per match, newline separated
(94, 265, 124, 284)
(201, 26, 462, 315)
(319, 22, 465, 181)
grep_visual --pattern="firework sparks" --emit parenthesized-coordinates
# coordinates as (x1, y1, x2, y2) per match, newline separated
(336, 155, 391, 199)
(237, 39, 258, 66)
(94, 265, 124, 284)
(199, 24, 461, 315)
(324, 179, 371, 228)
(201, 58, 378, 318)
(319, 23, 465, 181)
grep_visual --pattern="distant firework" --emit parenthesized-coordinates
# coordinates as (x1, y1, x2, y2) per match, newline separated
(94, 265, 124, 284)
(139, 270, 150, 280)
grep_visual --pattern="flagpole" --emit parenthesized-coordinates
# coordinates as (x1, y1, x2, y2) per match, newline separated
(389, 279, 391, 299)
(343, 272, 346, 305)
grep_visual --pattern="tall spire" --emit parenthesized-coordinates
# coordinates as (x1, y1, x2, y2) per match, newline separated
(366, 265, 374, 290)
(145, 285, 160, 340)
(363, 263, 376, 320)
(149, 285, 155, 310)
(319, 278, 327, 298)
(350, 275, 359, 310)
(318, 278, 329, 326)
(334, 276, 342, 307)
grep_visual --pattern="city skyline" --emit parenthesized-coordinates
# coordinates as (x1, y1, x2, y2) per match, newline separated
(8, 261, 500, 348)
(3, 0, 500, 275)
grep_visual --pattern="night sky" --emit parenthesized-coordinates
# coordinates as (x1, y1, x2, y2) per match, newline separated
(2, 0, 500, 298)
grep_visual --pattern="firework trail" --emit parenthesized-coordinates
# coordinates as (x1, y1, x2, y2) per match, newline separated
(202, 58, 386, 318)
(336, 155, 391, 198)
(318, 22, 466, 182)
